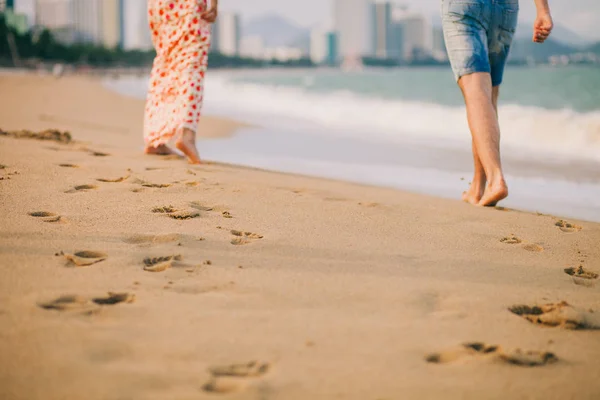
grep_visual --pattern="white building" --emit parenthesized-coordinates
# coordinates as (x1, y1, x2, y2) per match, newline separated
(35, 0, 75, 43)
(101, 0, 122, 49)
(14, 0, 36, 28)
(333, 0, 372, 62)
(392, 7, 429, 61)
(122, 0, 152, 50)
(310, 28, 328, 64)
(72, 0, 101, 44)
(240, 35, 264, 59)
(212, 12, 240, 56)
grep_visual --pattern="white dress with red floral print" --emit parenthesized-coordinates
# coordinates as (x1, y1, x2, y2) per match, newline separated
(144, 0, 211, 148)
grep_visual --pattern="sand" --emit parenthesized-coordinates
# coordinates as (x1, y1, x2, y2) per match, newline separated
(1, 73, 599, 400)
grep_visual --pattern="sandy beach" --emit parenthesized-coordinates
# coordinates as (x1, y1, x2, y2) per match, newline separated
(1, 73, 600, 400)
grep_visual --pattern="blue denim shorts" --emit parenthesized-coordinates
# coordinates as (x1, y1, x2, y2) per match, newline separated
(442, 0, 519, 86)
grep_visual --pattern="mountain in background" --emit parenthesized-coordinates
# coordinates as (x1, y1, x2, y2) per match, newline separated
(514, 22, 592, 48)
(244, 13, 599, 61)
(243, 14, 309, 48)
(431, 15, 592, 48)
(509, 37, 577, 62)
(585, 41, 600, 54)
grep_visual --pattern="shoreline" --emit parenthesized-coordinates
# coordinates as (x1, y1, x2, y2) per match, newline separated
(1, 73, 600, 399)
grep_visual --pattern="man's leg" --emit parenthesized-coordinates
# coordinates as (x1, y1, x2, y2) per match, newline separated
(458, 72, 508, 207)
(462, 138, 486, 205)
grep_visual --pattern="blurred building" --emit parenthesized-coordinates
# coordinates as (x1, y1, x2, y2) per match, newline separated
(310, 28, 339, 65)
(0, 0, 15, 11)
(14, 0, 36, 29)
(333, 0, 372, 63)
(121, 0, 152, 50)
(371, 0, 392, 58)
(431, 26, 447, 61)
(35, 0, 75, 43)
(101, 0, 122, 49)
(240, 35, 264, 58)
(310, 28, 327, 64)
(212, 12, 240, 56)
(392, 7, 428, 61)
(72, 0, 101, 44)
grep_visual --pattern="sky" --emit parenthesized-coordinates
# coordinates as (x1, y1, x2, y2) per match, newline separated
(219, 0, 600, 41)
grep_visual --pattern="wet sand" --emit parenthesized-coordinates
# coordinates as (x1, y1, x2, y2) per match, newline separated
(1, 73, 600, 400)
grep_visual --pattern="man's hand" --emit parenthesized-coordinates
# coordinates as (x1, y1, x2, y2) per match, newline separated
(533, 13, 553, 43)
(201, 1, 218, 23)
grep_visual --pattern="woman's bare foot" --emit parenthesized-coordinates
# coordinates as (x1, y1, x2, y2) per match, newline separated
(175, 129, 201, 164)
(144, 144, 174, 156)
(462, 175, 486, 205)
(478, 179, 508, 207)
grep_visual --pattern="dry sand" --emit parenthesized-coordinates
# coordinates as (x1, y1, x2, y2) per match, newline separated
(1, 73, 600, 400)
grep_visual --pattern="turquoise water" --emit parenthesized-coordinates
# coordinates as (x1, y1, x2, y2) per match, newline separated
(229, 66, 600, 112)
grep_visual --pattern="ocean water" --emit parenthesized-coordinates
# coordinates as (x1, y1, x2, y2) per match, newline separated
(105, 66, 600, 221)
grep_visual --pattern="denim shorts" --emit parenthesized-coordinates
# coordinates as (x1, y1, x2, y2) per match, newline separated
(442, 0, 519, 86)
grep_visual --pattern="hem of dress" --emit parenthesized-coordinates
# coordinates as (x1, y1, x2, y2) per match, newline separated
(145, 122, 198, 148)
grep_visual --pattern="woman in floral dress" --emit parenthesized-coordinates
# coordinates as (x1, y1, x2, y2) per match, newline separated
(143, 0, 218, 164)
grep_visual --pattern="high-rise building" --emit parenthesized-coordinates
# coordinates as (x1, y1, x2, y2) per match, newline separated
(0, 0, 15, 11)
(333, 0, 372, 62)
(431, 26, 447, 61)
(122, 0, 152, 50)
(240, 35, 264, 59)
(14, 0, 36, 28)
(326, 32, 339, 65)
(310, 28, 339, 66)
(371, 1, 392, 58)
(212, 12, 240, 56)
(392, 7, 428, 61)
(310, 28, 327, 65)
(72, 0, 101, 44)
(101, 0, 122, 49)
(35, 0, 76, 43)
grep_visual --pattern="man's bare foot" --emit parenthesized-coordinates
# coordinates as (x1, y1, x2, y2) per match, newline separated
(478, 180, 508, 207)
(175, 129, 201, 164)
(462, 176, 486, 205)
(144, 144, 174, 156)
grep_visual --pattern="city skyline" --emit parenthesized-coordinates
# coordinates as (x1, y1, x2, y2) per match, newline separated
(9, 0, 600, 43)
(220, 0, 600, 41)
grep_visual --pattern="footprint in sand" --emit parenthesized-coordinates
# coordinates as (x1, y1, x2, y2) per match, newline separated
(230, 230, 263, 245)
(222, 211, 233, 218)
(564, 266, 598, 287)
(29, 211, 63, 223)
(500, 236, 544, 252)
(97, 175, 129, 183)
(426, 342, 558, 367)
(522, 243, 544, 252)
(143, 255, 182, 272)
(555, 220, 582, 233)
(88, 150, 110, 157)
(57, 250, 107, 267)
(142, 183, 171, 188)
(509, 301, 600, 330)
(152, 206, 178, 214)
(58, 163, 79, 168)
(500, 235, 522, 244)
(123, 233, 187, 245)
(0, 128, 72, 143)
(65, 184, 98, 193)
(170, 211, 200, 220)
(203, 361, 270, 394)
(39, 292, 134, 314)
(189, 201, 214, 212)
